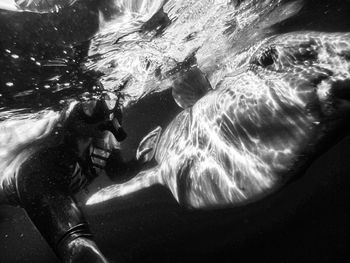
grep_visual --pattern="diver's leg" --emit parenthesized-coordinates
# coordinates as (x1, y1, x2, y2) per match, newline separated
(18, 179, 109, 263)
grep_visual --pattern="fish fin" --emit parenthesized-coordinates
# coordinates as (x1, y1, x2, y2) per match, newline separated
(136, 126, 162, 163)
(172, 67, 212, 109)
(86, 167, 159, 205)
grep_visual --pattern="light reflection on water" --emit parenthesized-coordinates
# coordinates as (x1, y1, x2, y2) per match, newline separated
(87, 0, 297, 103)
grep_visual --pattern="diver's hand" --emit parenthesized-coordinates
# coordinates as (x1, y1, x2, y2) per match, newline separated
(90, 145, 111, 172)
(89, 132, 117, 174)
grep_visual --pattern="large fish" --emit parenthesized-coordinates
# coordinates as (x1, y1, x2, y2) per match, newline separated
(87, 32, 350, 209)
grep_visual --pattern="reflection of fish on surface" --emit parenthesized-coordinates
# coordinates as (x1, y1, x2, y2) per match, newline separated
(87, 32, 350, 209)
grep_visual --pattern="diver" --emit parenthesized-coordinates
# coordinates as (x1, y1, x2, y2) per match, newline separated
(0, 95, 132, 262)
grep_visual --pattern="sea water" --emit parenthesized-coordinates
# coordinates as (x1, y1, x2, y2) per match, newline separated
(0, 0, 350, 262)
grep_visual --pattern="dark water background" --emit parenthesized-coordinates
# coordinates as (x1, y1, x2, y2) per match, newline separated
(1, 0, 350, 262)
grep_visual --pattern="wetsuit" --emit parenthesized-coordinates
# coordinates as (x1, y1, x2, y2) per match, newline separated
(0, 98, 127, 262)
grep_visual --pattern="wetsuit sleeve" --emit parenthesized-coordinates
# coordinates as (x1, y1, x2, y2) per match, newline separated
(15, 148, 93, 257)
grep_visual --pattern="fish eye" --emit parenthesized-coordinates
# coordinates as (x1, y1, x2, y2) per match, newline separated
(258, 47, 278, 68)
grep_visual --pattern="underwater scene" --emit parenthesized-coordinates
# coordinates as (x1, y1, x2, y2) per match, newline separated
(0, 0, 350, 262)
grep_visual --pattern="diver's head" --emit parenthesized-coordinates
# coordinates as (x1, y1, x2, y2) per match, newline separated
(65, 95, 127, 142)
